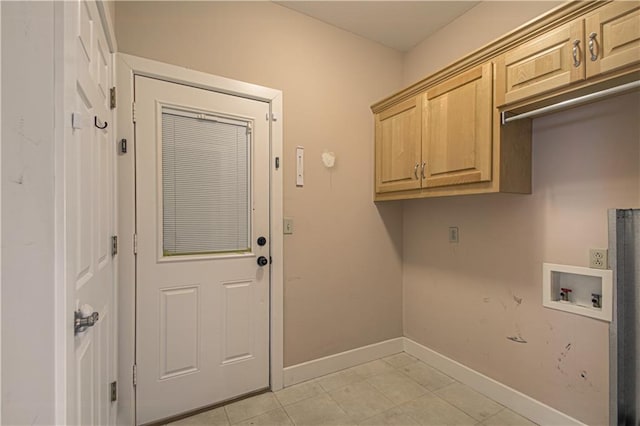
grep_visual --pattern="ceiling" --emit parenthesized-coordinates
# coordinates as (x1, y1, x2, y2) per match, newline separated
(275, 1, 480, 52)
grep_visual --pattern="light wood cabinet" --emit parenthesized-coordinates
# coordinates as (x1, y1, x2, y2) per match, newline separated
(374, 96, 422, 193)
(497, 1, 640, 107)
(372, 1, 637, 201)
(496, 21, 584, 106)
(374, 64, 497, 196)
(423, 63, 493, 188)
(585, 2, 640, 79)
(373, 62, 531, 201)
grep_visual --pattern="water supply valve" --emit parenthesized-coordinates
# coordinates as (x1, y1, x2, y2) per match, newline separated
(560, 287, 572, 302)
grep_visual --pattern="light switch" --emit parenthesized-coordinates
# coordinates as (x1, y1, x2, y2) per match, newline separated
(284, 218, 294, 235)
(296, 147, 304, 187)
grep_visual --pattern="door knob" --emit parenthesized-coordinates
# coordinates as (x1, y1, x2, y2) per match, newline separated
(75, 305, 99, 335)
(257, 236, 267, 246)
(257, 256, 269, 267)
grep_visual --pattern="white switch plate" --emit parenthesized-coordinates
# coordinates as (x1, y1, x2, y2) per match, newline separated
(284, 218, 294, 235)
(296, 147, 304, 187)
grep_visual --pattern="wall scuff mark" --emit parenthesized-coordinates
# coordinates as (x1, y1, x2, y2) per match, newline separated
(498, 298, 507, 310)
(579, 370, 593, 387)
(507, 335, 528, 343)
(556, 342, 572, 375)
(11, 173, 24, 185)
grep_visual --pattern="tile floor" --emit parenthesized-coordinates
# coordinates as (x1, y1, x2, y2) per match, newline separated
(167, 353, 538, 426)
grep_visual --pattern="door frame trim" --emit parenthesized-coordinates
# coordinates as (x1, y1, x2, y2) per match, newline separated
(115, 53, 284, 425)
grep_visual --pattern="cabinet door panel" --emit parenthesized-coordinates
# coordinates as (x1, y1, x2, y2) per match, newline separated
(423, 63, 492, 188)
(586, 2, 640, 79)
(497, 20, 585, 105)
(375, 97, 422, 193)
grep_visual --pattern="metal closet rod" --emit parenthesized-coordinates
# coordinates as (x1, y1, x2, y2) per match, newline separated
(501, 80, 640, 125)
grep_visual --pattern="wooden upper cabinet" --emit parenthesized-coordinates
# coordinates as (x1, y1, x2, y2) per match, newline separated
(496, 2, 640, 107)
(496, 20, 585, 106)
(371, 1, 637, 201)
(423, 63, 493, 188)
(375, 96, 422, 193)
(585, 1, 640, 79)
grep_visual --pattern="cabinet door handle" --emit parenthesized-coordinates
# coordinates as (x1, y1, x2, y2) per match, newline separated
(413, 163, 419, 179)
(421, 162, 426, 179)
(589, 32, 599, 61)
(572, 40, 581, 68)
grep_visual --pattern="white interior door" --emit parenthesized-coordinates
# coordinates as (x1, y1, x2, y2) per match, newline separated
(65, 0, 116, 424)
(134, 76, 271, 424)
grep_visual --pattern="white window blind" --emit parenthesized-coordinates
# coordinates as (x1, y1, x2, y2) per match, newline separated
(162, 108, 250, 256)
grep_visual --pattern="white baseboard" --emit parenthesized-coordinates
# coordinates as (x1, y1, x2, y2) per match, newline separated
(403, 338, 585, 426)
(283, 337, 404, 387)
(282, 337, 584, 425)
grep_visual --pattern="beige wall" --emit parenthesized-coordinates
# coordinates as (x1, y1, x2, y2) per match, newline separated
(402, 2, 640, 425)
(404, 92, 640, 425)
(403, 1, 561, 84)
(115, 1, 405, 367)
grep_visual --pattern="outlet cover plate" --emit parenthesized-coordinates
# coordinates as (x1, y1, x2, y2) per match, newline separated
(448, 227, 459, 243)
(589, 248, 608, 269)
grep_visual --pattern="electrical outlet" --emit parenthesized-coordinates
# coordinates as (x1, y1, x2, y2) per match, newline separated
(589, 248, 608, 269)
(449, 227, 459, 243)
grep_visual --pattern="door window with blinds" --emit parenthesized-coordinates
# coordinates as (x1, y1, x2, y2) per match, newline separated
(161, 107, 252, 256)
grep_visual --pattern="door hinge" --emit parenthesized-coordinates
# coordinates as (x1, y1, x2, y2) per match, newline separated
(132, 364, 137, 387)
(132, 102, 137, 123)
(111, 235, 118, 257)
(133, 234, 138, 255)
(110, 87, 116, 109)
(265, 112, 278, 122)
(110, 381, 117, 402)
(120, 138, 127, 154)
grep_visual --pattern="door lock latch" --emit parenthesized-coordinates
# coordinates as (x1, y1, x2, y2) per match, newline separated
(74, 308, 99, 335)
